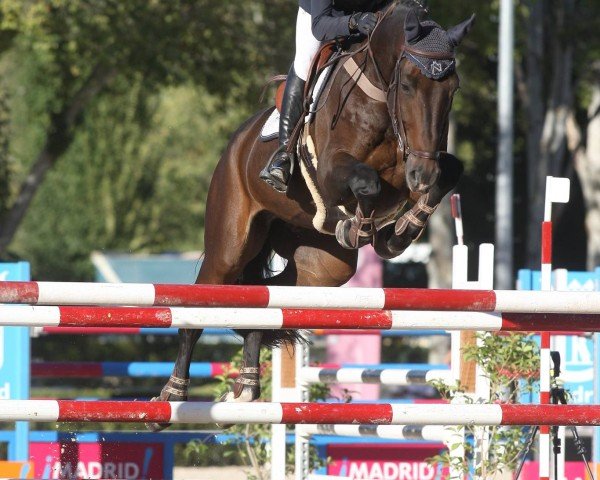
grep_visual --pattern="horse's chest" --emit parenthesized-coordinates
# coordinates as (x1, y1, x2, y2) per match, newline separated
(366, 140, 406, 190)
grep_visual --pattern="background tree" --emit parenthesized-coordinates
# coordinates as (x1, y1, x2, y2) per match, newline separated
(0, 0, 295, 261)
(516, 0, 599, 269)
(0, 0, 598, 281)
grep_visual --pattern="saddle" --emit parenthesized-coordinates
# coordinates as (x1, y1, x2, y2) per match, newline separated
(277, 41, 337, 114)
(260, 42, 338, 142)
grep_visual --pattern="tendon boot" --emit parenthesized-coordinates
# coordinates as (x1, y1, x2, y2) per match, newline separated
(260, 66, 306, 193)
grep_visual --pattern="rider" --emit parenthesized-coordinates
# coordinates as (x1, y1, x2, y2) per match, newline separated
(260, 0, 381, 193)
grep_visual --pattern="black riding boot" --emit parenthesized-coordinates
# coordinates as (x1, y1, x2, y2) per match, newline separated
(260, 66, 306, 193)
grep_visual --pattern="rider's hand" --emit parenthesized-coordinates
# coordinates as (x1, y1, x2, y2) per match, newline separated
(349, 12, 378, 36)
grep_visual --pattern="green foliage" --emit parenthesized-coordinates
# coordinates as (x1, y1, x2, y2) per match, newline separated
(429, 333, 539, 479)
(11, 81, 245, 279)
(0, 0, 295, 273)
(0, 0, 597, 274)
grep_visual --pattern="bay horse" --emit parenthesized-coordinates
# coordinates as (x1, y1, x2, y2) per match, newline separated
(148, 2, 475, 431)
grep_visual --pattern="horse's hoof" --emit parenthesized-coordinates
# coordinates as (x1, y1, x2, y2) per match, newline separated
(335, 219, 372, 249)
(145, 396, 172, 432)
(216, 387, 259, 429)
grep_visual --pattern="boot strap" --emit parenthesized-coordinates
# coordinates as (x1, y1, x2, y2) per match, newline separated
(351, 207, 376, 247)
(240, 367, 260, 375)
(236, 377, 260, 386)
(163, 385, 188, 397)
(169, 375, 190, 386)
(416, 194, 436, 214)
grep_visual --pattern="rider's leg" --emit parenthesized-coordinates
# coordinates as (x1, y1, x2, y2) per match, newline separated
(259, 66, 305, 192)
(260, 7, 320, 193)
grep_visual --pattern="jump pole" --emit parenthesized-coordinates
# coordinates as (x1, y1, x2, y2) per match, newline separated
(299, 367, 451, 386)
(1, 401, 600, 425)
(5, 305, 600, 331)
(5, 282, 600, 311)
(297, 424, 448, 442)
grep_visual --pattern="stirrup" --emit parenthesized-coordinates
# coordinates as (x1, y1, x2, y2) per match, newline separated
(260, 146, 294, 193)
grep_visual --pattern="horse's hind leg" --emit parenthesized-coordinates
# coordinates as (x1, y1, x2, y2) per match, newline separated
(220, 224, 358, 410)
(147, 160, 270, 431)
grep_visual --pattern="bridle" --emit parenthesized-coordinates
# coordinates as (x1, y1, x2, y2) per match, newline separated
(364, 4, 456, 162)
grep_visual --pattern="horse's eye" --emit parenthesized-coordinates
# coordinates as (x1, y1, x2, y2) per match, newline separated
(400, 82, 411, 93)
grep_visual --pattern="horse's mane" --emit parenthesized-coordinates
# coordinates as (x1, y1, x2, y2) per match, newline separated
(377, 0, 428, 14)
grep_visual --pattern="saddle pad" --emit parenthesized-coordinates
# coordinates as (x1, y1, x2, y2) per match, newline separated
(259, 65, 332, 142)
(259, 109, 280, 141)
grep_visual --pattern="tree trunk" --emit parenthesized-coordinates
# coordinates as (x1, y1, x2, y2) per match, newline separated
(0, 65, 117, 255)
(0, 87, 9, 220)
(524, 0, 575, 267)
(524, 0, 545, 267)
(570, 69, 600, 269)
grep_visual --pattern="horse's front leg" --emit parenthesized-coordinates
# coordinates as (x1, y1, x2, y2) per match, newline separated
(374, 153, 463, 259)
(322, 153, 381, 249)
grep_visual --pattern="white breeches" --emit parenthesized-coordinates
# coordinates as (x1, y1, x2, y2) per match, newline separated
(293, 7, 322, 81)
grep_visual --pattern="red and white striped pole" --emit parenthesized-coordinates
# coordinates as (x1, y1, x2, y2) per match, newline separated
(451, 194, 464, 246)
(539, 176, 570, 480)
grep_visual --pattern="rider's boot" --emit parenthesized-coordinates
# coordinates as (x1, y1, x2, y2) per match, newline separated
(260, 66, 306, 193)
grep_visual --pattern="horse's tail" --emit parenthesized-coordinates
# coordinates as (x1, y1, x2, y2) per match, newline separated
(238, 238, 308, 348)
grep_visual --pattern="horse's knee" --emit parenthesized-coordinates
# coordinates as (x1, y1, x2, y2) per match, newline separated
(348, 164, 381, 199)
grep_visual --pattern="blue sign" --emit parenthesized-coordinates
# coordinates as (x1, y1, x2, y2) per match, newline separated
(519, 268, 600, 463)
(518, 268, 598, 404)
(0, 262, 31, 460)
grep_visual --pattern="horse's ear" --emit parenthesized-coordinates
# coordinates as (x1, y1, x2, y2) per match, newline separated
(447, 14, 476, 47)
(404, 9, 422, 45)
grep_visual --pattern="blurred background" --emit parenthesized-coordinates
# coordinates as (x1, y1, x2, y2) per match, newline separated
(0, 0, 598, 283)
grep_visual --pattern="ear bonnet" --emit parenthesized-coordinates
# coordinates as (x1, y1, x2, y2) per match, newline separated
(405, 20, 456, 79)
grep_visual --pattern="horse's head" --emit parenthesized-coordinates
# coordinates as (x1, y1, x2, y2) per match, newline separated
(375, 7, 475, 193)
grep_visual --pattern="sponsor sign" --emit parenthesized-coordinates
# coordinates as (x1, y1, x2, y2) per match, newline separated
(520, 461, 588, 480)
(0, 461, 34, 479)
(0, 262, 30, 460)
(30, 442, 164, 479)
(327, 443, 446, 480)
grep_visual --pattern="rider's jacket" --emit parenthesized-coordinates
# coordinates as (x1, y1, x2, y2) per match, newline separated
(298, 0, 385, 41)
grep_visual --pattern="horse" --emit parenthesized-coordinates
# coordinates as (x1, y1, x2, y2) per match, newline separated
(147, 1, 475, 431)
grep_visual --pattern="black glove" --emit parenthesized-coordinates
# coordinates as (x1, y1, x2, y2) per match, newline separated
(349, 12, 378, 36)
